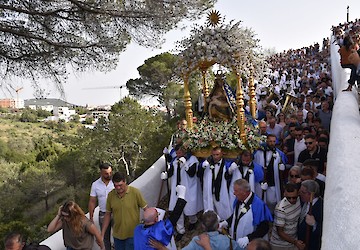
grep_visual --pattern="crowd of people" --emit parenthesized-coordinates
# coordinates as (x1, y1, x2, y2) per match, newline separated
(6, 18, 359, 250)
(153, 19, 338, 249)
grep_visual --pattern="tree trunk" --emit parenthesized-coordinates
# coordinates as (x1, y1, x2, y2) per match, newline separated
(166, 105, 172, 121)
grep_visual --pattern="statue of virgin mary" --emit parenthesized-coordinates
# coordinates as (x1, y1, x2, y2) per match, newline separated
(207, 71, 237, 122)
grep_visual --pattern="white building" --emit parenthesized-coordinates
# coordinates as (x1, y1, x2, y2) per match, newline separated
(53, 106, 76, 122)
(24, 98, 75, 112)
(91, 110, 110, 123)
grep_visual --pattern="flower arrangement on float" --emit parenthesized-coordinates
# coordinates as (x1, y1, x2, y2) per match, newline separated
(178, 116, 266, 158)
(175, 14, 267, 78)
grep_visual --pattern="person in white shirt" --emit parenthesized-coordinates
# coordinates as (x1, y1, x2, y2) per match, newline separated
(160, 144, 202, 239)
(294, 127, 306, 165)
(266, 116, 283, 142)
(88, 162, 114, 250)
(202, 147, 232, 220)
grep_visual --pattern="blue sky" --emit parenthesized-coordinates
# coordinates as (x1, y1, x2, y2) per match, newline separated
(2, 0, 360, 106)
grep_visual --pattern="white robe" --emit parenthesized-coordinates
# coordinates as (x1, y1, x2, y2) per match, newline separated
(230, 193, 271, 242)
(203, 159, 232, 220)
(228, 164, 256, 206)
(253, 150, 282, 205)
(230, 206, 255, 241)
(168, 155, 203, 216)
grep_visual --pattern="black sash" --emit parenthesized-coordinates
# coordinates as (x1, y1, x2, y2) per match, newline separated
(263, 148, 275, 186)
(239, 162, 253, 182)
(176, 161, 181, 186)
(212, 160, 225, 201)
(233, 193, 254, 240)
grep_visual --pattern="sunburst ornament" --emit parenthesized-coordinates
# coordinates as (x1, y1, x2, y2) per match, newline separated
(206, 10, 221, 27)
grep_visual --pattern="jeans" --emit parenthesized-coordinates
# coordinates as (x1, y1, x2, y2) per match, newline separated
(114, 237, 134, 250)
(99, 211, 112, 250)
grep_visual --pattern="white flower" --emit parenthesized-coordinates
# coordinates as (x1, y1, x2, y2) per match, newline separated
(210, 165, 215, 170)
(248, 169, 253, 175)
(240, 207, 248, 214)
(272, 152, 277, 158)
(175, 19, 267, 77)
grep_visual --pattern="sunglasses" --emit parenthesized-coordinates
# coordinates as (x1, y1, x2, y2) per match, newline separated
(61, 212, 70, 217)
(290, 174, 300, 178)
(305, 141, 313, 145)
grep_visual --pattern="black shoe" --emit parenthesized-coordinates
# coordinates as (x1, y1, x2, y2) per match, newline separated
(188, 222, 197, 231)
(343, 85, 352, 92)
(175, 233, 184, 241)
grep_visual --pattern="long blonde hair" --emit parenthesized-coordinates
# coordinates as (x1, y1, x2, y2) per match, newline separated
(61, 201, 86, 236)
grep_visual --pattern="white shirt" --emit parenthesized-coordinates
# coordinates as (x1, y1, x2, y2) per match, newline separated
(316, 173, 326, 182)
(294, 138, 307, 164)
(90, 177, 114, 212)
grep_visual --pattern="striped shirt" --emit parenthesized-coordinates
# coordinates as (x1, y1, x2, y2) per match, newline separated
(270, 197, 301, 247)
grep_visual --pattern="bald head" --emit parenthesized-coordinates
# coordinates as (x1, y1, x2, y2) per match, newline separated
(143, 207, 158, 225)
(247, 238, 271, 250)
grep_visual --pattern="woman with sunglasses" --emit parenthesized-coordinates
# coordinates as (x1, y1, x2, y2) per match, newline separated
(277, 112, 287, 128)
(287, 165, 302, 190)
(47, 201, 105, 250)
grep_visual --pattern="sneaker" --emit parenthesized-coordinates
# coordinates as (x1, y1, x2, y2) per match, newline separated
(175, 233, 184, 241)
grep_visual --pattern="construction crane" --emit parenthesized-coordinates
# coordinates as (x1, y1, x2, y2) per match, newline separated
(83, 85, 126, 100)
(8, 85, 24, 108)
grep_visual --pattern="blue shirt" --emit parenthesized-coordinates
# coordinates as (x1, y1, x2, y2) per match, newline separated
(134, 219, 174, 250)
(182, 231, 244, 250)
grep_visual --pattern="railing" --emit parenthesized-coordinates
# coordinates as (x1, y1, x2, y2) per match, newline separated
(322, 35, 360, 249)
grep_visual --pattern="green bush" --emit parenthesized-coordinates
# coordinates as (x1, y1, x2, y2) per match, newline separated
(19, 109, 37, 123)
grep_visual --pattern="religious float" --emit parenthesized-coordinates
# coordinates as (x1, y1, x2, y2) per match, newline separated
(175, 10, 267, 158)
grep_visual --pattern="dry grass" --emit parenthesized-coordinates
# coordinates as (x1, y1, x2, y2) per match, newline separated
(0, 119, 51, 142)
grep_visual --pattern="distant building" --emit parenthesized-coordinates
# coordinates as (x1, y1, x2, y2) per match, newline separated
(87, 105, 112, 111)
(0, 99, 15, 109)
(0, 98, 24, 109)
(91, 110, 110, 123)
(53, 107, 76, 122)
(24, 98, 77, 112)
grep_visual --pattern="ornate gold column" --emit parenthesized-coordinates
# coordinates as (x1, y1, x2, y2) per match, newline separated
(235, 73, 246, 143)
(183, 73, 194, 129)
(249, 64, 257, 119)
(200, 68, 210, 113)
